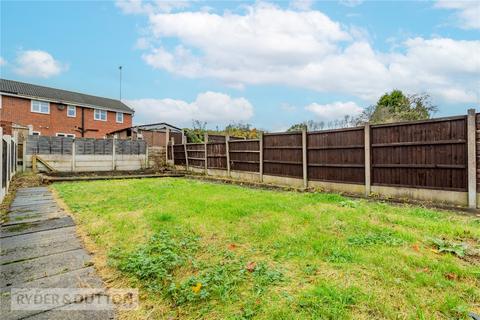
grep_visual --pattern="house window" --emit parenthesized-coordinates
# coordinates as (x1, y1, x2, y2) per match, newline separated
(31, 131, 41, 136)
(94, 109, 107, 121)
(116, 112, 124, 123)
(56, 133, 75, 138)
(67, 105, 76, 117)
(31, 100, 50, 114)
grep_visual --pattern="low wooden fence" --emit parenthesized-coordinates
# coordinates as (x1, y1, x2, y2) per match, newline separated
(24, 136, 148, 172)
(1, 127, 18, 203)
(169, 109, 480, 208)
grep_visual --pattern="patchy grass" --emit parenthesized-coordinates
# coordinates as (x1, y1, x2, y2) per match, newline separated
(52, 178, 480, 319)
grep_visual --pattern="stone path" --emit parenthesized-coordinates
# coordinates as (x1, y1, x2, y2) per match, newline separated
(1, 187, 114, 319)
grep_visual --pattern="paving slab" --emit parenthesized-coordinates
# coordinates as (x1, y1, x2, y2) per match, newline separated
(1, 267, 108, 320)
(1, 248, 92, 287)
(1, 227, 82, 264)
(22, 296, 115, 320)
(1, 216, 75, 238)
(0, 187, 114, 319)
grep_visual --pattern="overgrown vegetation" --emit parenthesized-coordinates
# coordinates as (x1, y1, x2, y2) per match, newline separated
(1, 172, 42, 222)
(288, 90, 437, 131)
(53, 178, 480, 319)
(184, 121, 260, 143)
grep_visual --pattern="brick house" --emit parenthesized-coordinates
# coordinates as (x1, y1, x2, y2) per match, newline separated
(0, 79, 134, 138)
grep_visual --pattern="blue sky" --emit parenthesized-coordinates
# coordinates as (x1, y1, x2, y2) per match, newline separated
(1, 0, 479, 130)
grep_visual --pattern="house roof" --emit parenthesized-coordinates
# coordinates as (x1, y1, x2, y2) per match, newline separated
(0, 78, 134, 114)
(107, 122, 183, 135)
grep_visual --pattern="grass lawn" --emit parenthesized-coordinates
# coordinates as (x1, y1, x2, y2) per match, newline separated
(52, 178, 480, 319)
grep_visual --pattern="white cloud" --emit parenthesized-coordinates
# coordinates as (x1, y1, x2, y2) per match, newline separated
(126, 91, 254, 127)
(290, 0, 314, 11)
(14, 50, 66, 78)
(339, 0, 363, 7)
(116, 0, 191, 14)
(435, 0, 480, 30)
(127, 2, 480, 105)
(305, 101, 363, 121)
(0, 57, 6, 66)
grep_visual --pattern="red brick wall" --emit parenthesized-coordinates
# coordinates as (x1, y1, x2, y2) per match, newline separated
(0, 95, 132, 138)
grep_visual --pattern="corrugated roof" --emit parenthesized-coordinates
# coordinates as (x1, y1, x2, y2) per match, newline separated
(0, 78, 134, 114)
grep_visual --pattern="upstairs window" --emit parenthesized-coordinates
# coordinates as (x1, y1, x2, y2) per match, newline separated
(67, 105, 76, 117)
(94, 109, 107, 121)
(56, 133, 75, 138)
(31, 100, 50, 114)
(116, 112, 124, 123)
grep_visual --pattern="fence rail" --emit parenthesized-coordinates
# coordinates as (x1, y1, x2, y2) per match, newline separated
(1, 127, 18, 203)
(168, 110, 480, 209)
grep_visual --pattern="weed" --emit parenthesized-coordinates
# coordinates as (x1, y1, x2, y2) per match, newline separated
(326, 248, 355, 263)
(347, 230, 406, 247)
(109, 230, 199, 291)
(430, 238, 468, 258)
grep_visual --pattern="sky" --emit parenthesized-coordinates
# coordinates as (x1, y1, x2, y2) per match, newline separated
(0, 0, 479, 130)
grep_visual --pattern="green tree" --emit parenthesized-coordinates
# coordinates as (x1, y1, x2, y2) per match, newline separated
(358, 90, 437, 124)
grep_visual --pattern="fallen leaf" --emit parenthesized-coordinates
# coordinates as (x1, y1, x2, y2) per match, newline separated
(246, 261, 257, 272)
(445, 273, 457, 281)
(430, 249, 439, 254)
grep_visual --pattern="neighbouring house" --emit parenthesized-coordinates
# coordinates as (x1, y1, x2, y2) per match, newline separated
(106, 122, 184, 147)
(0, 78, 134, 138)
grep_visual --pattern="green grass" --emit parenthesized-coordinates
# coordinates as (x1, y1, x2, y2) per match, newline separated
(53, 178, 480, 319)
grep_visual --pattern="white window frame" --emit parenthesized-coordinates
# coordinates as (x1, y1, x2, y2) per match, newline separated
(116, 112, 124, 123)
(31, 100, 50, 114)
(56, 133, 76, 138)
(32, 131, 41, 136)
(67, 105, 76, 117)
(94, 109, 107, 121)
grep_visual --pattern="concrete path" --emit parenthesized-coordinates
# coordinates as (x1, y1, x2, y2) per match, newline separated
(1, 187, 114, 319)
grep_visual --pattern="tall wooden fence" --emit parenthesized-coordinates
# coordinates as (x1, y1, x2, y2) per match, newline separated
(169, 110, 480, 208)
(1, 127, 18, 203)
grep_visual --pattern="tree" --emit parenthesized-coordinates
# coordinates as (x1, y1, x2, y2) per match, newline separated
(287, 120, 326, 132)
(183, 120, 208, 143)
(357, 90, 437, 124)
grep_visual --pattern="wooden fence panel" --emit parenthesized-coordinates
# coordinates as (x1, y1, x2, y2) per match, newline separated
(263, 133, 302, 178)
(371, 117, 467, 191)
(229, 140, 259, 172)
(173, 144, 186, 165)
(207, 142, 227, 169)
(308, 127, 365, 184)
(187, 143, 205, 168)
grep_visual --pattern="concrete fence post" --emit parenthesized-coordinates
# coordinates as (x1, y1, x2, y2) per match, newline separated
(145, 145, 149, 169)
(165, 128, 170, 164)
(112, 137, 116, 171)
(259, 132, 264, 182)
(226, 135, 231, 176)
(364, 123, 371, 197)
(72, 139, 76, 172)
(184, 143, 189, 171)
(171, 137, 175, 166)
(467, 108, 477, 209)
(5, 135, 11, 191)
(22, 137, 27, 172)
(302, 129, 308, 189)
(204, 133, 208, 174)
